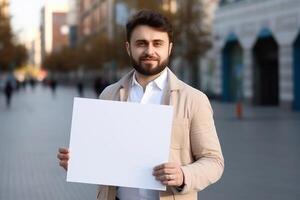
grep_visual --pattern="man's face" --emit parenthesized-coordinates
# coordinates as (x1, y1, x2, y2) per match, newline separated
(126, 25, 173, 76)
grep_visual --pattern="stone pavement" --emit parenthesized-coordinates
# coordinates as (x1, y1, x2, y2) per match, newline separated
(200, 102, 300, 200)
(0, 85, 97, 200)
(0, 85, 300, 200)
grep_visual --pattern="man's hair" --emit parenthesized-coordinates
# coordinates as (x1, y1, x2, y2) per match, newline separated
(126, 9, 173, 43)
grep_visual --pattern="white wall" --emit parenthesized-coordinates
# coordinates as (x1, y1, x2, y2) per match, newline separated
(209, 0, 300, 103)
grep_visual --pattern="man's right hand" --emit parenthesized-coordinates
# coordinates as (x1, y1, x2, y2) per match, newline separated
(57, 147, 69, 171)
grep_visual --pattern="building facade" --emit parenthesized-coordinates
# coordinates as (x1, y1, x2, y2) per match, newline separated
(27, 31, 41, 69)
(202, 0, 300, 110)
(40, 2, 69, 61)
(68, 0, 79, 48)
(76, 0, 180, 43)
(77, 0, 115, 43)
(0, 0, 9, 18)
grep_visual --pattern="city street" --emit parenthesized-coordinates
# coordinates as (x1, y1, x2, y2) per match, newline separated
(0, 85, 300, 200)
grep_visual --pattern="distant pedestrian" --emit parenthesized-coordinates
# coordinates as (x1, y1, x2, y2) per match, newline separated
(77, 82, 84, 97)
(50, 79, 57, 97)
(4, 81, 13, 108)
(93, 77, 109, 98)
(15, 80, 21, 91)
(29, 78, 37, 89)
(21, 80, 26, 89)
(93, 77, 102, 97)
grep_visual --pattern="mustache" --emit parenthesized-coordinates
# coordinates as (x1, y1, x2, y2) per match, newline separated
(140, 55, 160, 61)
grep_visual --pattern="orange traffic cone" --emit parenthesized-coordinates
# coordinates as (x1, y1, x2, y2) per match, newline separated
(236, 101, 243, 119)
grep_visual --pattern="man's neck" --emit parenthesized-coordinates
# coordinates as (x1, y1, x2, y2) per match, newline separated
(135, 70, 165, 91)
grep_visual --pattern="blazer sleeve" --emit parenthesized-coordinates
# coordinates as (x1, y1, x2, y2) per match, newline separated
(179, 92, 224, 193)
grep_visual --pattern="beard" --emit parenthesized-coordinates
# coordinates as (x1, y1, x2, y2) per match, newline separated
(129, 51, 169, 76)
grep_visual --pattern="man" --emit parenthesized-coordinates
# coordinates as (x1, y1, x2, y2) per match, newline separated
(4, 80, 13, 108)
(58, 10, 224, 200)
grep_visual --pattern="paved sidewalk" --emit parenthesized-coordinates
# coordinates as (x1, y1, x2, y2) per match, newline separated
(0, 85, 97, 200)
(201, 102, 300, 200)
(0, 85, 299, 200)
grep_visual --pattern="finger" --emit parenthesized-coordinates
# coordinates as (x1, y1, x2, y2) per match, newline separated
(161, 180, 177, 186)
(59, 160, 67, 166)
(155, 175, 167, 182)
(153, 168, 176, 176)
(57, 153, 69, 160)
(153, 163, 176, 170)
(59, 161, 68, 170)
(156, 174, 176, 182)
(58, 148, 69, 153)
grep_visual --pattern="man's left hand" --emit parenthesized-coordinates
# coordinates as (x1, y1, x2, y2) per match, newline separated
(153, 162, 184, 187)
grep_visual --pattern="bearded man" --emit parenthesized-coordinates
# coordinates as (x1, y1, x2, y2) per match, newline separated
(58, 9, 224, 200)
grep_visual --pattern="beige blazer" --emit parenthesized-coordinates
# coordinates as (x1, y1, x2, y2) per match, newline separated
(97, 68, 224, 200)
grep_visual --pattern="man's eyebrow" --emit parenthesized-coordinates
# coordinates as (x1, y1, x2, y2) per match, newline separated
(134, 39, 165, 43)
(135, 39, 148, 43)
(153, 39, 165, 43)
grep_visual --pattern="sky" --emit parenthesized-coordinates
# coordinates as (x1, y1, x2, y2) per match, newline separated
(9, 0, 69, 44)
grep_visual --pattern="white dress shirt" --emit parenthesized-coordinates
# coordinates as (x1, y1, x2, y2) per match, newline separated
(116, 69, 168, 200)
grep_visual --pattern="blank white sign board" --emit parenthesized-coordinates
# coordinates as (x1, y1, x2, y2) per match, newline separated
(67, 98, 173, 191)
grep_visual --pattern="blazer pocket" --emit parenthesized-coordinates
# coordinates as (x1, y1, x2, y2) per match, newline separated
(170, 117, 189, 149)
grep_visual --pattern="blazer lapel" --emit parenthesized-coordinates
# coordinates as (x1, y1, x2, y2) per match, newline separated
(118, 70, 134, 102)
(162, 68, 183, 106)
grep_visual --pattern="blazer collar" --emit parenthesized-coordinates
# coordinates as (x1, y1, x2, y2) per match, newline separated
(118, 69, 134, 101)
(166, 68, 183, 92)
(119, 69, 134, 90)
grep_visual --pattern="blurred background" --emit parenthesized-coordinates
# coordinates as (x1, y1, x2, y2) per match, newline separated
(0, 0, 300, 200)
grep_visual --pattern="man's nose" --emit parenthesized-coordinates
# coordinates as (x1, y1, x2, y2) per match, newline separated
(145, 44, 155, 55)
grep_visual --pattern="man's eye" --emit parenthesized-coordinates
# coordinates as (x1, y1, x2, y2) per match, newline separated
(153, 42, 163, 47)
(137, 42, 146, 47)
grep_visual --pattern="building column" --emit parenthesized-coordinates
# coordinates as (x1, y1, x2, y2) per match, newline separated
(279, 44, 293, 105)
(214, 48, 222, 97)
(243, 48, 253, 100)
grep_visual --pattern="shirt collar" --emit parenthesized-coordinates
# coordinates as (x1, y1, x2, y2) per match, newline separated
(131, 69, 168, 91)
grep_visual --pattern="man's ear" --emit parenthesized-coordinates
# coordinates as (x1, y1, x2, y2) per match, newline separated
(126, 42, 130, 56)
(168, 42, 173, 56)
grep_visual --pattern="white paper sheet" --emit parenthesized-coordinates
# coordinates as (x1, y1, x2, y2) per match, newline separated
(67, 98, 173, 191)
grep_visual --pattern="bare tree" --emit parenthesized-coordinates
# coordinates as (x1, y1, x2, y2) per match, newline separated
(174, 0, 217, 89)
(0, 4, 28, 71)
